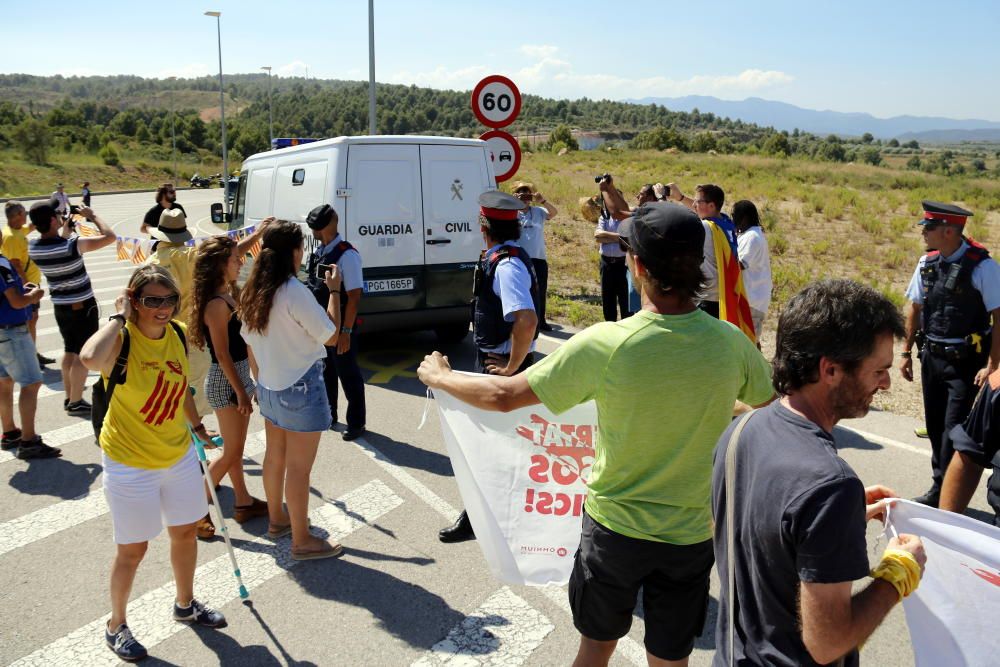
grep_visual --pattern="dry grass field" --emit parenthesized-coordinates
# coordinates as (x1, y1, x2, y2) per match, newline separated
(515, 149, 1000, 419)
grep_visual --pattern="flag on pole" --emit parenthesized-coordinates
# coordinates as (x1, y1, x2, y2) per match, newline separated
(130, 238, 148, 265)
(116, 238, 130, 261)
(885, 500, 1000, 666)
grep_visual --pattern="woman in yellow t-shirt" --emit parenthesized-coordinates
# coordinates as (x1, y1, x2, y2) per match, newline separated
(80, 265, 226, 662)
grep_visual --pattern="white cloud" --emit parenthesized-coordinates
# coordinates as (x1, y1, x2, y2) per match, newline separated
(519, 44, 559, 59)
(274, 60, 309, 77)
(386, 44, 793, 100)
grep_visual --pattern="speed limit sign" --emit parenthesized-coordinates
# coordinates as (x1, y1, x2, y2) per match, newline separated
(471, 75, 522, 129)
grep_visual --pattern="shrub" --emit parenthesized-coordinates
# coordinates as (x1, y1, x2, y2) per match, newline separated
(11, 117, 52, 164)
(99, 143, 120, 166)
(548, 125, 578, 151)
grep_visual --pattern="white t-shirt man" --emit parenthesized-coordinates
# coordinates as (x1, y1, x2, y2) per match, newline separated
(517, 206, 547, 261)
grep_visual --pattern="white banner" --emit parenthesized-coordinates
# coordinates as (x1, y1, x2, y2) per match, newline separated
(885, 500, 1000, 666)
(433, 385, 597, 586)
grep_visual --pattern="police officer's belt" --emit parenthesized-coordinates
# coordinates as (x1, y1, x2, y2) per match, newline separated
(924, 340, 977, 361)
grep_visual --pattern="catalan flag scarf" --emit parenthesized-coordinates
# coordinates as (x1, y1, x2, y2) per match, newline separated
(705, 219, 757, 343)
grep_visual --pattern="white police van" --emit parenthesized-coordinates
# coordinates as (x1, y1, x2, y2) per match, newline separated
(225, 135, 497, 341)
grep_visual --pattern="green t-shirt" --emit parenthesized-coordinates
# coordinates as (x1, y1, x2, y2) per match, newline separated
(526, 309, 774, 544)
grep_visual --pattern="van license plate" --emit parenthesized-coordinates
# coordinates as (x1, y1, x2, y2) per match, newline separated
(365, 277, 414, 293)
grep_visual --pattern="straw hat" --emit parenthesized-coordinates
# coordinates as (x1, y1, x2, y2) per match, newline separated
(578, 195, 602, 224)
(511, 181, 535, 194)
(151, 209, 193, 243)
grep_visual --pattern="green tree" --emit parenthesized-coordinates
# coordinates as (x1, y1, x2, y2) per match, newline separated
(762, 133, 791, 157)
(887, 138, 900, 147)
(548, 124, 578, 151)
(11, 117, 52, 164)
(972, 158, 987, 172)
(860, 147, 882, 166)
(99, 143, 120, 166)
(906, 155, 922, 170)
(903, 140, 920, 149)
(861, 132, 874, 144)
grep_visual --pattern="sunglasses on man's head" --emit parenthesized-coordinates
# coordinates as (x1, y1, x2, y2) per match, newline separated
(136, 294, 179, 309)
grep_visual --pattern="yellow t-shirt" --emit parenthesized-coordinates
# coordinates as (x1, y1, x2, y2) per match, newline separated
(1, 226, 41, 284)
(150, 243, 195, 320)
(100, 320, 192, 469)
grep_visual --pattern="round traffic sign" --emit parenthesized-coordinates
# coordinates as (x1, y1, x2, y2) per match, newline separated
(480, 130, 521, 182)
(471, 75, 522, 129)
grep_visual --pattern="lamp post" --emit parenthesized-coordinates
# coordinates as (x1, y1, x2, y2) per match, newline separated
(368, 0, 376, 135)
(261, 66, 274, 149)
(167, 76, 177, 181)
(204, 10, 228, 184)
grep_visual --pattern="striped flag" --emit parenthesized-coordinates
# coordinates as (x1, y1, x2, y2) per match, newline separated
(247, 237, 262, 259)
(131, 239, 148, 265)
(707, 220, 757, 344)
(116, 238, 130, 261)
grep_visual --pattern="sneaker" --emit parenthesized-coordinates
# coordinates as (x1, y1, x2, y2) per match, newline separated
(173, 599, 226, 628)
(37, 353, 56, 366)
(17, 437, 62, 459)
(65, 399, 92, 415)
(105, 623, 148, 662)
(914, 427, 929, 438)
(1, 428, 22, 451)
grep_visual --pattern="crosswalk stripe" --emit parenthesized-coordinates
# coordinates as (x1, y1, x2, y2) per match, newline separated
(9, 479, 403, 667)
(411, 587, 554, 667)
(12, 377, 97, 407)
(0, 432, 267, 558)
(37, 297, 116, 319)
(0, 421, 94, 464)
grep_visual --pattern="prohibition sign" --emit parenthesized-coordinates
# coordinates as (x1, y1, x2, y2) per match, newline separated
(480, 130, 521, 182)
(471, 75, 522, 128)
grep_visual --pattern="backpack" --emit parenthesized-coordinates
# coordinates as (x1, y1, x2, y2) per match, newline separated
(91, 321, 187, 444)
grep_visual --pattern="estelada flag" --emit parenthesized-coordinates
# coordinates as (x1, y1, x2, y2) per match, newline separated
(247, 238, 262, 259)
(130, 239, 148, 265)
(706, 220, 756, 343)
(116, 238, 130, 262)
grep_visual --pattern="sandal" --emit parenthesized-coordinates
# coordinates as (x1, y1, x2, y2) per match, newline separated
(195, 514, 216, 540)
(234, 497, 269, 524)
(291, 540, 343, 561)
(266, 523, 292, 539)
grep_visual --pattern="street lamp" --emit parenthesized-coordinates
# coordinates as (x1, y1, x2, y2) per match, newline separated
(204, 10, 228, 187)
(261, 66, 274, 149)
(167, 76, 177, 181)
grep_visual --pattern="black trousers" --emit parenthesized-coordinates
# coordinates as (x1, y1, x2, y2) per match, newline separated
(920, 346, 986, 487)
(324, 329, 367, 430)
(474, 349, 535, 374)
(532, 258, 549, 326)
(600, 256, 629, 322)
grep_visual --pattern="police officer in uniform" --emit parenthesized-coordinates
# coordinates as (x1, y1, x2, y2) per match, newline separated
(900, 201, 1000, 507)
(304, 204, 367, 441)
(438, 191, 540, 543)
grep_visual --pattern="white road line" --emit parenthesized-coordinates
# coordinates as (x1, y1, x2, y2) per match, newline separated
(9, 479, 403, 667)
(37, 296, 116, 319)
(12, 377, 97, 407)
(412, 587, 554, 667)
(350, 433, 458, 520)
(0, 422, 94, 464)
(0, 432, 266, 558)
(537, 586, 647, 666)
(837, 426, 931, 458)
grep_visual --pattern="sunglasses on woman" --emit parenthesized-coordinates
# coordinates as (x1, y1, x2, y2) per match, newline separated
(136, 294, 179, 309)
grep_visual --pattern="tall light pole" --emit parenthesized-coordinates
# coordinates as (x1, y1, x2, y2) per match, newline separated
(261, 66, 274, 149)
(167, 76, 177, 181)
(368, 0, 376, 135)
(205, 11, 228, 183)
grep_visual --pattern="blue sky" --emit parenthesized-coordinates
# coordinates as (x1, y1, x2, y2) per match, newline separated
(3, 0, 998, 121)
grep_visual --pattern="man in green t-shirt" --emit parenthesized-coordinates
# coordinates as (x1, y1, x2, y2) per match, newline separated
(418, 202, 774, 666)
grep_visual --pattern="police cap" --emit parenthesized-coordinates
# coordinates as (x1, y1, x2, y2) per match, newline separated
(306, 204, 336, 230)
(920, 200, 973, 227)
(479, 191, 526, 222)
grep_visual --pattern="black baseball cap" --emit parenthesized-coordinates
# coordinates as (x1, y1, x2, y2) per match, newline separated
(306, 204, 336, 230)
(618, 202, 705, 267)
(28, 200, 59, 227)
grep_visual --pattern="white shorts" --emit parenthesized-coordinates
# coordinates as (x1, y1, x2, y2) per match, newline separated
(102, 447, 208, 545)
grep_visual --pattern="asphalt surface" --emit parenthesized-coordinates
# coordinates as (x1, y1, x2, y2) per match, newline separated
(0, 189, 993, 666)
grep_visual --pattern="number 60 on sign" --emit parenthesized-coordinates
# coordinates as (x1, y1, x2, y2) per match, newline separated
(471, 75, 522, 129)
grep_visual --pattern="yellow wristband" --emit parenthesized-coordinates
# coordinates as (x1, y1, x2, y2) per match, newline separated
(871, 548, 922, 600)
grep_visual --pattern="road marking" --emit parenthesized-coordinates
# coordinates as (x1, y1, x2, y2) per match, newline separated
(837, 426, 931, 458)
(358, 348, 422, 384)
(0, 432, 267, 558)
(9, 479, 403, 667)
(0, 421, 96, 464)
(350, 433, 458, 520)
(38, 294, 119, 318)
(11, 377, 96, 407)
(537, 586, 646, 666)
(411, 587, 554, 667)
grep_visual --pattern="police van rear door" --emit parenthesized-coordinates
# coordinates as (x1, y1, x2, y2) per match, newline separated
(345, 143, 424, 309)
(420, 143, 491, 307)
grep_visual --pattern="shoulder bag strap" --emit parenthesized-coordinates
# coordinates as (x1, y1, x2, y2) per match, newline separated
(726, 409, 757, 667)
(106, 328, 131, 398)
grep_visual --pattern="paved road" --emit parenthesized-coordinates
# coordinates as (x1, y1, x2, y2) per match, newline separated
(1, 190, 993, 666)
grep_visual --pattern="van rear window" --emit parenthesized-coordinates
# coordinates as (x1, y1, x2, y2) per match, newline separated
(292, 169, 305, 185)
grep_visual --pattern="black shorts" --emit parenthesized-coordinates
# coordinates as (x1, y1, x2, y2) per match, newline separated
(53, 297, 100, 355)
(569, 511, 714, 661)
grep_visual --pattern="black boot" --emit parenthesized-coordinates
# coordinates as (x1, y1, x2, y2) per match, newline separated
(438, 510, 475, 543)
(912, 486, 940, 508)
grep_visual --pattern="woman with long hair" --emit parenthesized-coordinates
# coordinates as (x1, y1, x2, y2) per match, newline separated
(732, 200, 772, 337)
(188, 234, 267, 539)
(240, 220, 343, 561)
(80, 265, 225, 662)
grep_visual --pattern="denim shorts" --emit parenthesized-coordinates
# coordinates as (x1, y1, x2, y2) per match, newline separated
(257, 361, 331, 433)
(0, 325, 43, 386)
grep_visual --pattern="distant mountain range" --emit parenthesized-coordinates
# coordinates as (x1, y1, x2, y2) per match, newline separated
(628, 95, 1000, 143)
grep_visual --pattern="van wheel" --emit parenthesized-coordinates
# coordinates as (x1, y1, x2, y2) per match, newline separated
(435, 323, 470, 344)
